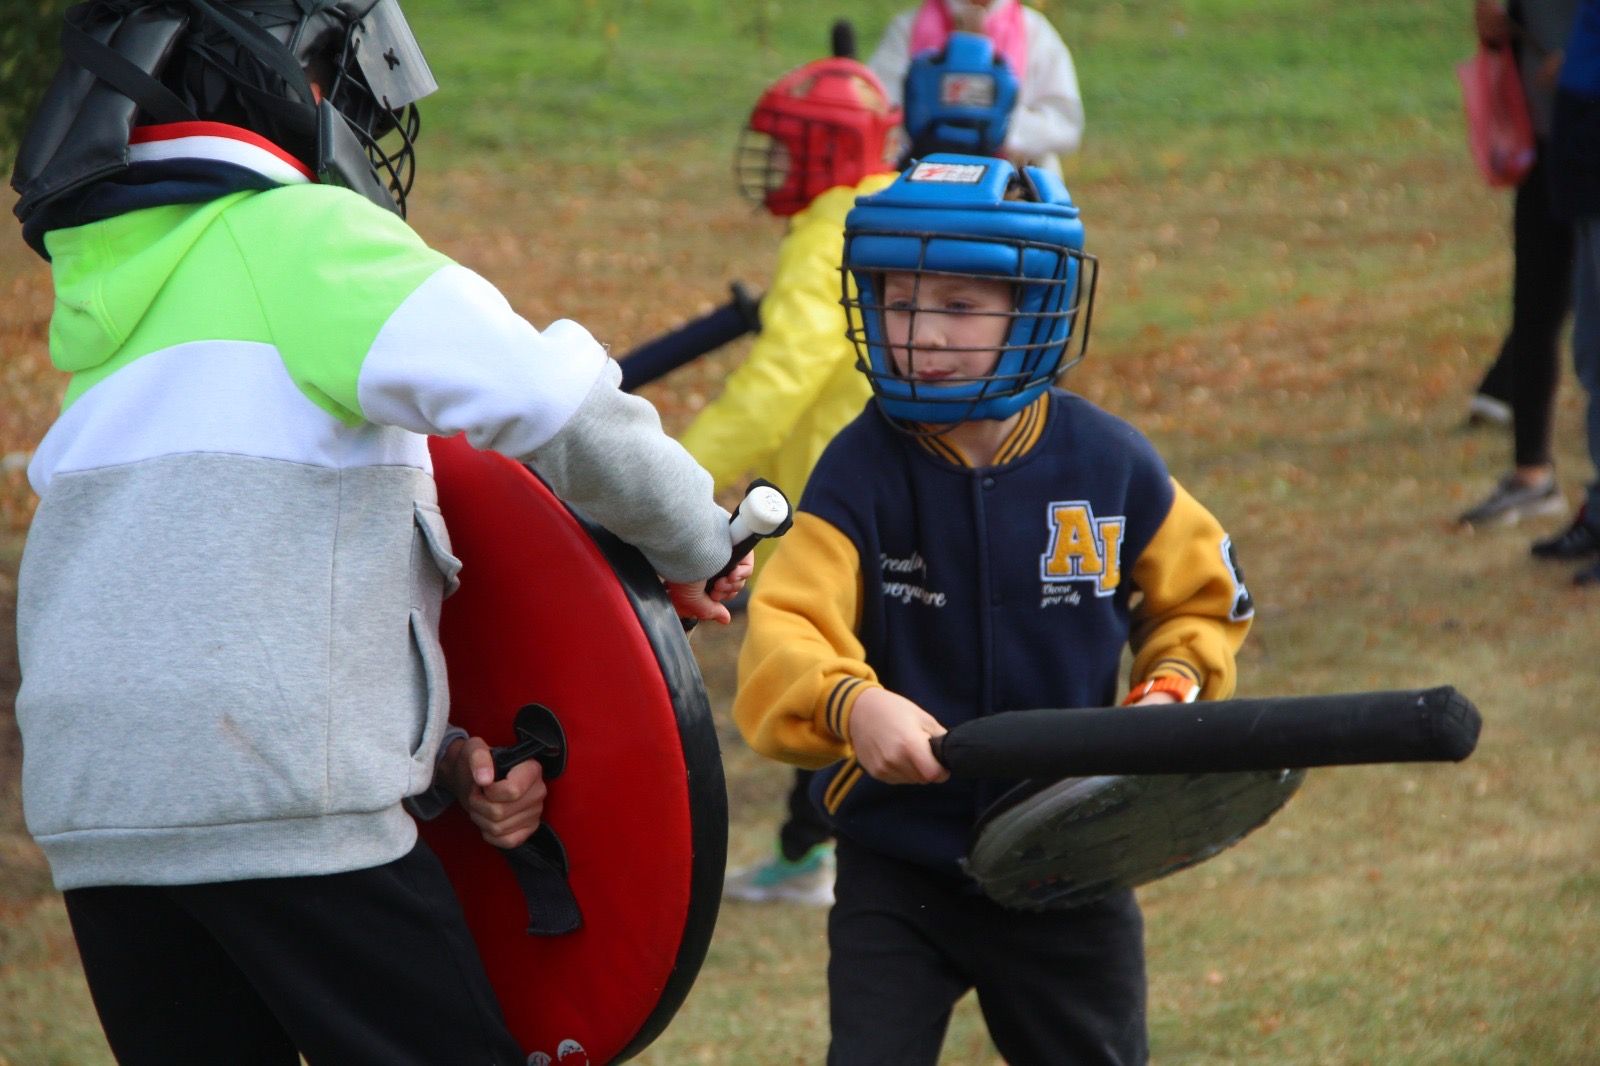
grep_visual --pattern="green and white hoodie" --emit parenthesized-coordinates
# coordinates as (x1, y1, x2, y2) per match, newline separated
(16, 127, 729, 890)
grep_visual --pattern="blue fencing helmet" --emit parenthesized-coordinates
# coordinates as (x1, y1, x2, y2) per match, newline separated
(902, 31, 1019, 161)
(842, 154, 1097, 425)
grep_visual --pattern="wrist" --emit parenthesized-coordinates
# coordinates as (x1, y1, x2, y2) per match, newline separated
(437, 734, 472, 796)
(832, 679, 878, 746)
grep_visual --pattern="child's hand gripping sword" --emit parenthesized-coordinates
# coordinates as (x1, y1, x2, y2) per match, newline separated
(676, 479, 793, 631)
(929, 686, 1481, 778)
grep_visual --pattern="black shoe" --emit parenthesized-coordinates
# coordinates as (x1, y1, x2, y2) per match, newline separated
(1531, 509, 1600, 560)
(1574, 559, 1600, 587)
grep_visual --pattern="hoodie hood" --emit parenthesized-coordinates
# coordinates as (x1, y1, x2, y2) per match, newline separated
(40, 122, 311, 381)
(46, 197, 241, 375)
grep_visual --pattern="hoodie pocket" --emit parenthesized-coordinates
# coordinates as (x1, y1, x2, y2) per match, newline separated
(407, 607, 450, 769)
(405, 502, 461, 778)
(411, 501, 462, 605)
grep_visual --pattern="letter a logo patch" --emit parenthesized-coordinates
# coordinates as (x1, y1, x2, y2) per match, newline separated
(1040, 500, 1125, 597)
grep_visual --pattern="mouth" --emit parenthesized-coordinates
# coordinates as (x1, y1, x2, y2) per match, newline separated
(914, 368, 957, 382)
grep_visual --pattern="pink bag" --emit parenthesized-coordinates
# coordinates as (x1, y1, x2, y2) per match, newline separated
(1457, 42, 1536, 187)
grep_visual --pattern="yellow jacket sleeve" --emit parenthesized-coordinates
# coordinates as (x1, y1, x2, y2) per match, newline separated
(1128, 479, 1253, 699)
(733, 512, 878, 768)
(678, 174, 892, 494)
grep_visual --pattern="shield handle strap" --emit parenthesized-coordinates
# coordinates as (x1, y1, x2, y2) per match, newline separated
(490, 703, 583, 937)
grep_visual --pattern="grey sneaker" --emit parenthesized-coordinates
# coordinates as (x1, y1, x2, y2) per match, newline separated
(1457, 473, 1566, 527)
(723, 843, 835, 906)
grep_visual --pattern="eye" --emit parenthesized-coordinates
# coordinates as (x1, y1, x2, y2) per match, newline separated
(885, 297, 917, 312)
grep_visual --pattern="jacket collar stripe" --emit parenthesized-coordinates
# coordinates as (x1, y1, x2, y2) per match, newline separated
(130, 121, 314, 184)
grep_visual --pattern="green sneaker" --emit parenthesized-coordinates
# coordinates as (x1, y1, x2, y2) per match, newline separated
(723, 843, 835, 906)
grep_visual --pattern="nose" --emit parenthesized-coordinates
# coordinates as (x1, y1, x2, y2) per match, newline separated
(910, 310, 952, 349)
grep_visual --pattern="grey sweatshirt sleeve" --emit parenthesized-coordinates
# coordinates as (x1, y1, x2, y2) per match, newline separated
(524, 359, 732, 583)
(356, 264, 731, 581)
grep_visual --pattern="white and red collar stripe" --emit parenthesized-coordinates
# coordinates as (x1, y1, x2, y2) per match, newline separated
(129, 121, 314, 186)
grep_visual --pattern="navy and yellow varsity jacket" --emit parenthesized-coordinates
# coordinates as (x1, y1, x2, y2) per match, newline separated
(733, 389, 1254, 876)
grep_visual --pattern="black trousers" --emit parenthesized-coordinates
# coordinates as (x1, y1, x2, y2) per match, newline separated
(779, 766, 835, 862)
(63, 840, 524, 1066)
(1477, 144, 1576, 468)
(826, 836, 1148, 1066)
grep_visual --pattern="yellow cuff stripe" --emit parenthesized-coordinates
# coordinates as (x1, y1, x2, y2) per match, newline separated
(824, 757, 865, 814)
(1148, 658, 1203, 685)
(825, 677, 868, 739)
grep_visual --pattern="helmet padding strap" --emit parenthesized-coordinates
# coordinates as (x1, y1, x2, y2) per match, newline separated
(185, 0, 317, 108)
(61, 18, 195, 125)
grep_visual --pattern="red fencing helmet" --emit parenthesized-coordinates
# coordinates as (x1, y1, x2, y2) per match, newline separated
(735, 57, 902, 217)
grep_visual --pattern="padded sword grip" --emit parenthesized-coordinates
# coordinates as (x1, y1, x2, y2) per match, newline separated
(930, 686, 1481, 779)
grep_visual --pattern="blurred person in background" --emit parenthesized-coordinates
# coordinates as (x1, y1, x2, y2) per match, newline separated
(868, 0, 1084, 177)
(1540, 0, 1600, 582)
(1457, 0, 1579, 527)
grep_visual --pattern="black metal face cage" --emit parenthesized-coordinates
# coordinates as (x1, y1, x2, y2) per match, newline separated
(839, 229, 1098, 430)
(178, 0, 422, 215)
(323, 19, 421, 215)
(734, 118, 843, 214)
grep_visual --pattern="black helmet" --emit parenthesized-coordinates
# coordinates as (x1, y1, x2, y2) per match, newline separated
(12, 0, 436, 239)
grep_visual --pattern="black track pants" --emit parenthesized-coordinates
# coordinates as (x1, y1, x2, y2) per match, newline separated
(63, 840, 524, 1066)
(1476, 145, 1576, 468)
(826, 836, 1148, 1066)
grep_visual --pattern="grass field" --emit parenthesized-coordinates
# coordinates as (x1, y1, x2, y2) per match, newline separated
(2, 0, 1598, 1062)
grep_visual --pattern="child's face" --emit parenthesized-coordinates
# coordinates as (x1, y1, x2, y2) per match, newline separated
(881, 272, 1013, 383)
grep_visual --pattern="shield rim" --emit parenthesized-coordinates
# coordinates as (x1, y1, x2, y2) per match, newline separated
(571, 510, 728, 1061)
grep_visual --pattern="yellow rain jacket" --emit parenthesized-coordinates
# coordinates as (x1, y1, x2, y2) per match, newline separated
(680, 171, 897, 569)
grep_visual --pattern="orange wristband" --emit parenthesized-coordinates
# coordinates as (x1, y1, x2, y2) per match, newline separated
(1123, 676, 1200, 705)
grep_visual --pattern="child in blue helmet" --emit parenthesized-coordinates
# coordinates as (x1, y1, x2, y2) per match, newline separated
(733, 155, 1254, 1064)
(898, 29, 1020, 163)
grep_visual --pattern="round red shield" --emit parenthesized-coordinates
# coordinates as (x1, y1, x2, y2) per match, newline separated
(418, 434, 726, 1064)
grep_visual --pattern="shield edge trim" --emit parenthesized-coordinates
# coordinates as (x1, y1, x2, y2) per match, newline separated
(569, 511, 729, 1061)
